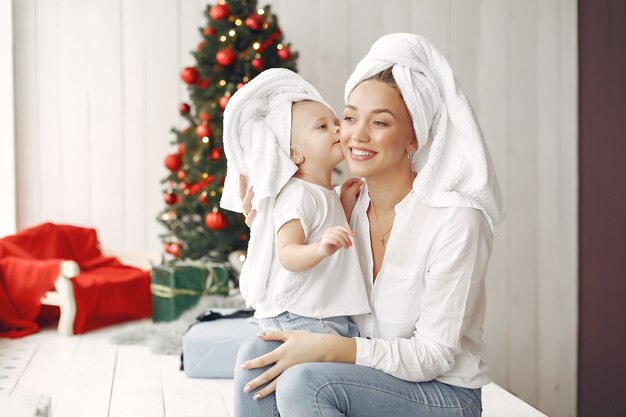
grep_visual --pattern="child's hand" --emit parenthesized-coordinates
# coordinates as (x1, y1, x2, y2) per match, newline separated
(317, 226, 355, 258)
(340, 178, 364, 221)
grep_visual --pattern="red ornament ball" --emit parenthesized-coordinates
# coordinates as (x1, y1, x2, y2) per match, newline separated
(176, 170, 186, 180)
(199, 111, 212, 122)
(196, 123, 212, 138)
(251, 57, 264, 71)
(203, 26, 216, 36)
(236, 82, 246, 90)
(164, 192, 177, 205)
(179, 102, 190, 114)
(167, 242, 182, 258)
(245, 14, 264, 31)
(196, 41, 205, 52)
(198, 194, 208, 204)
(180, 67, 199, 84)
(210, 148, 222, 161)
(164, 153, 182, 172)
(277, 46, 292, 61)
(205, 211, 227, 231)
(216, 48, 236, 66)
(218, 175, 226, 185)
(179, 182, 188, 191)
(177, 143, 185, 155)
(218, 96, 230, 110)
(209, 4, 230, 21)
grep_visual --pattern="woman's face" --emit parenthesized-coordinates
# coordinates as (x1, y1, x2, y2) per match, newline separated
(340, 80, 416, 179)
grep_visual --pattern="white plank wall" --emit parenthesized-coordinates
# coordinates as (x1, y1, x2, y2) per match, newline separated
(0, 0, 16, 237)
(10, 1, 578, 416)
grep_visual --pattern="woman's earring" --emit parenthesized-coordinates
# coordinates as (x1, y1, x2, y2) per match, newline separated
(407, 150, 414, 159)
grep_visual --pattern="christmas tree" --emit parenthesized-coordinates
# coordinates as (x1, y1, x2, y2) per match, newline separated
(158, 0, 298, 261)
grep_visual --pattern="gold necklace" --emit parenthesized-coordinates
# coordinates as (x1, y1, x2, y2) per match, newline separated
(371, 202, 393, 246)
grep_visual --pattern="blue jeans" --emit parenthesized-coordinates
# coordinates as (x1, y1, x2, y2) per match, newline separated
(233, 312, 358, 417)
(233, 335, 482, 417)
(258, 311, 360, 337)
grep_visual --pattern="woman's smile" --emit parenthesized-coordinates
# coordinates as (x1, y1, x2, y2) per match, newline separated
(349, 146, 378, 161)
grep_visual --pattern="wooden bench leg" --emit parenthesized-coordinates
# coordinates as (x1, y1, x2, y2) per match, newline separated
(40, 261, 79, 336)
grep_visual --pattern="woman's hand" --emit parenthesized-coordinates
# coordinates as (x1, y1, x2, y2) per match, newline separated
(239, 174, 256, 227)
(340, 177, 364, 222)
(240, 330, 356, 400)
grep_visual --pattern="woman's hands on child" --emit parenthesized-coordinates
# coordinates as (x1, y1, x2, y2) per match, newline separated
(317, 226, 355, 258)
(340, 177, 364, 221)
(240, 330, 356, 400)
(239, 175, 256, 226)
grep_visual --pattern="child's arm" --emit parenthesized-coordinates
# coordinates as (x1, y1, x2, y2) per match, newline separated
(276, 220, 355, 272)
(339, 178, 364, 222)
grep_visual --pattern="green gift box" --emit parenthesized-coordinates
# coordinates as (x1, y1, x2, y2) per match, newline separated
(150, 261, 230, 322)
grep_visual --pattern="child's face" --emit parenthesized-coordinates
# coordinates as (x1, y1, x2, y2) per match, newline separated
(291, 101, 343, 169)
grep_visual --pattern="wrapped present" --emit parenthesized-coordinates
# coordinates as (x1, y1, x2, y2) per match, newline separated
(150, 260, 230, 322)
(182, 308, 260, 378)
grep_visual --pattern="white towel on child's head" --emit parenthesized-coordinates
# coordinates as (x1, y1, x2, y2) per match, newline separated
(220, 68, 334, 309)
(345, 33, 505, 232)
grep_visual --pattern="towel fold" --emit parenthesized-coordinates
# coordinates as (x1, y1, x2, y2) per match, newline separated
(220, 68, 333, 309)
(345, 33, 504, 231)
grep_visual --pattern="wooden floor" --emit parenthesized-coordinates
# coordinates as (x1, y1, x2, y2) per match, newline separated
(0, 321, 548, 417)
(0, 320, 233, 417)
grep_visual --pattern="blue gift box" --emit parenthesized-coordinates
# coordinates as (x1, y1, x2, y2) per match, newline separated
(182, 309, 260, 378)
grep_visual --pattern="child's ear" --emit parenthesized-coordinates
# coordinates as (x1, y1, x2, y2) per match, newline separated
(290, 147, 304, 164)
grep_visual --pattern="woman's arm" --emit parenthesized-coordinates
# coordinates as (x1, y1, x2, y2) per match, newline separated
(240, 330, 357, 399)
(339, 177, 363, 222)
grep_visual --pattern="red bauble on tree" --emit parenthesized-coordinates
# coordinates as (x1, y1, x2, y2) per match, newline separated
(179, 102, 190, 114)
(251, 57, 265, 71)
(205, 210, 227, 230)
(216, 48, 237, 66)
(236, 82, 246, 90)
(210, 148, 222, 161)
(245, 14, 264, 31)
(164, 192, 177, 205)
(218, 96, 230, 110)
(198, 193, 208, 204)
(164, 153, 182, 172)
(180, 67, 199, 84)
(176, 170, 186, 180)
(209, 3, 229, 21)
(203, 26, 216, 36)
(165, 242, 182, 257)
(177, 143, 185, 155)
(199, 111, 211, 122)
(277, 46, 292, 61)
(196, 123, 212, 138)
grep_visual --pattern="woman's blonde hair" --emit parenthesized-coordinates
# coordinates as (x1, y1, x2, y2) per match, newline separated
(367, 67, 399, 90)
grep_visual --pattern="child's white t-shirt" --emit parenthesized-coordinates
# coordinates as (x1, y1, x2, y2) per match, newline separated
(252, 177, 371, 319)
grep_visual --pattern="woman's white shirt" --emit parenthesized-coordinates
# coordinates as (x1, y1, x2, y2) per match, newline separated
(350, 183, 493, 389)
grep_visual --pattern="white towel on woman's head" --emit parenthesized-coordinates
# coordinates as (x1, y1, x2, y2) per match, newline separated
(220, 68, 333, 309)
(345, 33, 505, 232)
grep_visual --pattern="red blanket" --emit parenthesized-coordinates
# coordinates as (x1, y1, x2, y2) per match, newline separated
(0, 223, 151, 338)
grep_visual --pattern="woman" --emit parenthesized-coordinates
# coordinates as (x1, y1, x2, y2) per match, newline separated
(233, 33, 504, 417)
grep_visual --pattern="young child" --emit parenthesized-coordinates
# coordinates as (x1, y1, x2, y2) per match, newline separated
(220, 69, 369, 337)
